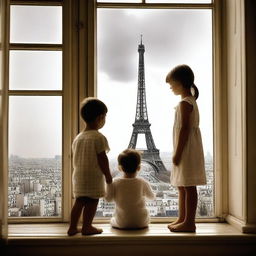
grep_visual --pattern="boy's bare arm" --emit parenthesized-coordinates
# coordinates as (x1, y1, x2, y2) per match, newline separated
(105, 183, 114, 202)
(97, 151, 112, 184)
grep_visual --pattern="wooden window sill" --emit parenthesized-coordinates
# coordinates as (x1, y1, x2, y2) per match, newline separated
(4, 223, 256, 256)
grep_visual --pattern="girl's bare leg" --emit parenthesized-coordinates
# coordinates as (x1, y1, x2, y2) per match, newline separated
(67, 199, 84, 236)
(170, 186, 197, 232)
(168, 187, 185, 229)
(81, 198, 103, 235)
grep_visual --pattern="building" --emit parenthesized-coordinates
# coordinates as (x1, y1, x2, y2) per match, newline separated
(15, 193, 24, 209)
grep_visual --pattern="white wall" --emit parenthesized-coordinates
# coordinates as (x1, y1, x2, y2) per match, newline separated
(224, 0, 256, 233)
(225, 0, 246, 221)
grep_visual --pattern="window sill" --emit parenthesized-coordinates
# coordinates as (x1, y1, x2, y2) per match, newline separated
(4, 223, 256, 256)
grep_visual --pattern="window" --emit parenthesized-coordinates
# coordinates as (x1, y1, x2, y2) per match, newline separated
(7, 0, 216, 222)
(96, 1, 214, 218)
(8, 2, 63, 218)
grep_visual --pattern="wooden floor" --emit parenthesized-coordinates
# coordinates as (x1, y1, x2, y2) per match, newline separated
(4, 223, 256, 256)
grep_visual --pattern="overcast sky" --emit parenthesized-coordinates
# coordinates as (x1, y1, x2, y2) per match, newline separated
(9, 6, 62, 158)
(97, 8, 213, 159)
(9, 6, 213, 160)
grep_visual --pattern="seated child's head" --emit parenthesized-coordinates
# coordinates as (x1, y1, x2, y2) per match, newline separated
(80, 97, 108, 127)
(118, 149, 141, 174)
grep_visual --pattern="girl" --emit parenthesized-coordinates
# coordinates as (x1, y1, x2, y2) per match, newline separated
(166, 65, 206, 232)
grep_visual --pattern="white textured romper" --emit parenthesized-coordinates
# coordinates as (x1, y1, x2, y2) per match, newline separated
(171, 96, 206, 187)
(72, 130, 110, 198)
(105, 177, 155, 229)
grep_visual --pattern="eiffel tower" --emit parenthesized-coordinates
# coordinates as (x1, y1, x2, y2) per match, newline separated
(128, 36, 167, 174)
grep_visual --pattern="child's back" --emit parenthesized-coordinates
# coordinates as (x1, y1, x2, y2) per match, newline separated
(106, 176, 154, 229)
(68, 97, 112, 236)
(72, 130, 109, 198)
(105, 149, 155, 229)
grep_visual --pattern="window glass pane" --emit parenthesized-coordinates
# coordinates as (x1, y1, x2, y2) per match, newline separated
(10, 51, 62, 90)
(97, 9, 214, 218)
(10, 6, 62, 44)
(8, 96, 62, 217)
(146, 0, 211, 3)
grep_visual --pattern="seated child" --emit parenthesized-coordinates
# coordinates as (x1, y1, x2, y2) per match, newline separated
(105, 149, 155, 229)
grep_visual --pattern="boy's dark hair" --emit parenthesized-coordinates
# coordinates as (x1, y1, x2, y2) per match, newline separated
(118, 149, 141, 174)
(80, 97, 108, 123)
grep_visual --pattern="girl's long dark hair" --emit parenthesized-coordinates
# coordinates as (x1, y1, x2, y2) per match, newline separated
(191, 83, 199, 100)
(166, 64, 199, 100)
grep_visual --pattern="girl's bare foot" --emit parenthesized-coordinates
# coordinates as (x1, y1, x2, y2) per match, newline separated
(82, 226, 103, 235)
(167, 219, 184, 230)
(169, 222, 196, 233)
(67, 228, 81, 236)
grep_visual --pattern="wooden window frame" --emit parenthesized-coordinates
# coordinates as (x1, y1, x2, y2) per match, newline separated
(7, 0, 74, 223)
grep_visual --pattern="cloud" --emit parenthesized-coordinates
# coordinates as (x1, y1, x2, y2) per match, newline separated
(97, 9, 211, 83)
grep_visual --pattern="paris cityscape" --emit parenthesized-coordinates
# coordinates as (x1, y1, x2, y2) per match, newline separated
(8, 152, 214, 218)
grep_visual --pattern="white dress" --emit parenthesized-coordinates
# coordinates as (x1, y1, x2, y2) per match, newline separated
(171, 96, 206, 187)
(72, 130, 110, 198)
(105, 177, 155, 229)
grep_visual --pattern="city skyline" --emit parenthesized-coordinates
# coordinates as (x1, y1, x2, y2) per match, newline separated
(8, 152, 214, 218)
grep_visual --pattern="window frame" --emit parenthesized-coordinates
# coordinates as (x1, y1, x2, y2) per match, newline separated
(7, 0, 74, 223)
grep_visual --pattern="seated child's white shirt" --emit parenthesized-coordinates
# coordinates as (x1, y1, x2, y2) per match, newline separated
(105, 177, 155, 229)
(72, 130, 109, 199)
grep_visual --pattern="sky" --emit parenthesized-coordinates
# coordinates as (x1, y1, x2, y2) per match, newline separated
(97, 8, 213, 159)
(9, 6, 62, 158)
(8, 6, 213, 160)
